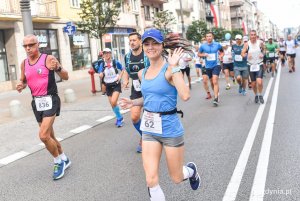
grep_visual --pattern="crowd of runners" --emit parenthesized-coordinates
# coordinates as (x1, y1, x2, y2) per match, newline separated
(16, 28, 298, 200)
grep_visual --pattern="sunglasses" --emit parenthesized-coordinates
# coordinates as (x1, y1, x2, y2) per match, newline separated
(23, 43, 37, 48)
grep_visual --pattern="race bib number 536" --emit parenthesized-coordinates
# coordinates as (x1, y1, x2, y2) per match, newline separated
(35, 96, 52, 111)
(140, 111, 162, 134)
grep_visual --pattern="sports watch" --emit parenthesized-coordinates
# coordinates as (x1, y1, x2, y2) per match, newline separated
(171, 66, 181, 74)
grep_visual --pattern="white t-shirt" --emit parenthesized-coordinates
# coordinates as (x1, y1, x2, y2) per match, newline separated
(223, 46, 233, 64)
(278, 41, 286, 51)
(179, 53, 192, 69)
(194, 51, 201, 64)
(285, 40, 297, 54)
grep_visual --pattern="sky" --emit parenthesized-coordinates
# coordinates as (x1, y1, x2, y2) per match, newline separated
(257, 0, 300, 29)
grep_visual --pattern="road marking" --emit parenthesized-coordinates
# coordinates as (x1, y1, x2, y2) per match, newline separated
(96, 115, 114, 123)
(0, 151, 29, 165)
(223, 77, 274, 201)
(250, 66, 282, 200)
(70, 125, 92, 134)
(120, 109, 130, 114)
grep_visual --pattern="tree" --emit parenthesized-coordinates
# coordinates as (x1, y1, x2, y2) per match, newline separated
(78, 0, 121, 49)
(186, 20, 208, 43)
(153, 10, 176, 34)
(211, 27, 227, 41)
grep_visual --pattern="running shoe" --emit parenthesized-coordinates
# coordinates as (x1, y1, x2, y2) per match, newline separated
(289, 69, 293, 73)
(259, 95, 264, 104)
(255, 95, 259, 104)
(116, 117, 124, 127)
(213, 97, 219, 106)
(136, 144, 142, 153)
(205, 92, 212, 100)
(63, 158, 71, 170)
(53, 161, 65, 180)
(186, 162, 201, 190)
(241, 89, 247, 96)
(102, 92, 106, 96)
(238, 85, 242, 94)
(226, 84, 230, 90)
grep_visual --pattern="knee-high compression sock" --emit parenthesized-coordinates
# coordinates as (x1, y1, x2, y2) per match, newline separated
(183, 166, 195, 180)
(148, 185, 165, 201)
(112, 106, 122, 119)
(133, 119, 142, 136)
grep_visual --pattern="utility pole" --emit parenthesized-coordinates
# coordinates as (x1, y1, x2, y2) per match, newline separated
(179, 0, 185, 38)
(20, 0, 33, 35)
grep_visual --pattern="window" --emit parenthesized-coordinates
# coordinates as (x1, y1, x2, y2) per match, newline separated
(144, 6, 151, 21)
(131, 0, 139, 12)
(0, 30, 9, 82)
(70, 0, 80, 8)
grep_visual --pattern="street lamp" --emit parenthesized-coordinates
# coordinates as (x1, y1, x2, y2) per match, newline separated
(217, 0, 223, 28)
(19, 0, 33, 35)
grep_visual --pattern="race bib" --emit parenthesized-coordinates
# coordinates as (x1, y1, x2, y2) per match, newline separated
(140, 111, 162, 134)
(235, 55, 243, 62)
(250, 64, 260, 72)
(132, 79, 141, 92)
(35, 96, 52, 111)
(207, 53, 216, 61)
(269, 52, 275, 57)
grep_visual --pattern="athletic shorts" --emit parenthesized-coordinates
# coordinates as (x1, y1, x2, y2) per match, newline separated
(248, 64, 264, 82)
(195, 64, 202, 68)
(287, 53, 296, 58)
(234, 67, 249, 79)
(223, 63, 234, 71)
(142, 134, 184, 147)
(279, 51, 286, 57)
(105, 82, 122, 97)
(206, 65, 221, 79)
(201, 66, 207, 75)
(181, 66, 190, 76)
(31, 94, 61, 123)
(263, 55, 267, 64)
(266, 57, 276, 64)
(130, 86, 142, 100)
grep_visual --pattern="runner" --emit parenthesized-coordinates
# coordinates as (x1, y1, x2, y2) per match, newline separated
(98, 48, 125, 127)
(92, 51, 105, 95)
(179, 52, 192, 89)
(193, 45, 203, 83)
(278, 36, 287, 67)
(232, 34, 248, 95)
(222, 41, 235, 90)
(199, 32, 224, 106)
(285, 34, 298, 73)
(265, 37, 279, 77)
(242, 30, 265, 104)
(119, 29, 200, 201)
(123, 32, 150, 153)
(16, 34, 71, 180)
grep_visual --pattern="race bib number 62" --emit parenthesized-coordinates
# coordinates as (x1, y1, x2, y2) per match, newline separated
(140, 111, 162, 134)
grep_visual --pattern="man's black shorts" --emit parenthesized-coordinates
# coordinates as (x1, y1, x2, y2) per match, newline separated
(223, 63, 234, 71)
(181, 66, 190, 76)
(105, 82, 122, 97)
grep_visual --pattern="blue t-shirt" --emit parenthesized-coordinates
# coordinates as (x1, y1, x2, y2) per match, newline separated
(199, 42, 222, 69)
(232, 44, 247, 68)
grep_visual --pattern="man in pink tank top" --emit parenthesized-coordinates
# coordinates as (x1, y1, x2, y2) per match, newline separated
(16, 34, 71, 180)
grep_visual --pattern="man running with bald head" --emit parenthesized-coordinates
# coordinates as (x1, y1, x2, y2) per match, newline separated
(16, 34, 71, 180)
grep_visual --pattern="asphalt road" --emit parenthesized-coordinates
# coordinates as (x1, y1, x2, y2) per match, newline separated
(0, 57, 299, 201)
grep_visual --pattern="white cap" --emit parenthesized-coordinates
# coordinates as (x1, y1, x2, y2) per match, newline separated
(243, 36, 248, 42)
(235, 34, 242, 40)
(103, 48, 112, 52)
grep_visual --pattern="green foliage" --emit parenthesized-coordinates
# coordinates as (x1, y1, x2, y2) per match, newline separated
(78, 0, 121, 48)
(211, 27, 227, 41)
(231, 29, 244, 38)
(186, 20, 208, 43)
(153, 10, 176, 34)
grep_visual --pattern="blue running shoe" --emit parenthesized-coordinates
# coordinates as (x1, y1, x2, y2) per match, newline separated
(63, 158, 71, 170)
(116, 117, 124, 127)
(238, 85, 242, 94)
(53, 161, 65, 180)
(136, 144, 142, 153)
(187, 162, 201, 190)
(242, 89, 247, 96)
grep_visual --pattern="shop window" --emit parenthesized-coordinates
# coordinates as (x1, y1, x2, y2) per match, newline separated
(69, 32, 92, 71)
(0, 30, 9, 82)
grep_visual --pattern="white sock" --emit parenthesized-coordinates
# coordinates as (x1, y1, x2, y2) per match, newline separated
(54, 156, 62, 164)
(148, 185, 165, 201)
(59, 153, 67, 161)
(183, 166, 195, 180)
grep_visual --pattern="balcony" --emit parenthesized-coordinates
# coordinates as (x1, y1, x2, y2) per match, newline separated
(231, 12, 243, 19)
(206, 11, 214, 21)
(229, 0, 244, 7)
(0, 0, 58, 21)
(205, 0, 215, 3)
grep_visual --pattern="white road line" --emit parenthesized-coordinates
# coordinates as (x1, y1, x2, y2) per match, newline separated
(250, 66, 282, 200)
(70, 125, 92, 134)
(223, 77, 274, 201)
(0, 151, 29, 165)
(96, 115, 115, 123)
(120, 109, 130, 114)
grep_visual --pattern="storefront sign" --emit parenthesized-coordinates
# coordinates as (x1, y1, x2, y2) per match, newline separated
(73, 34, 85, 46)
(107, 28, 135, 34)
(37, 35, 48, 48)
